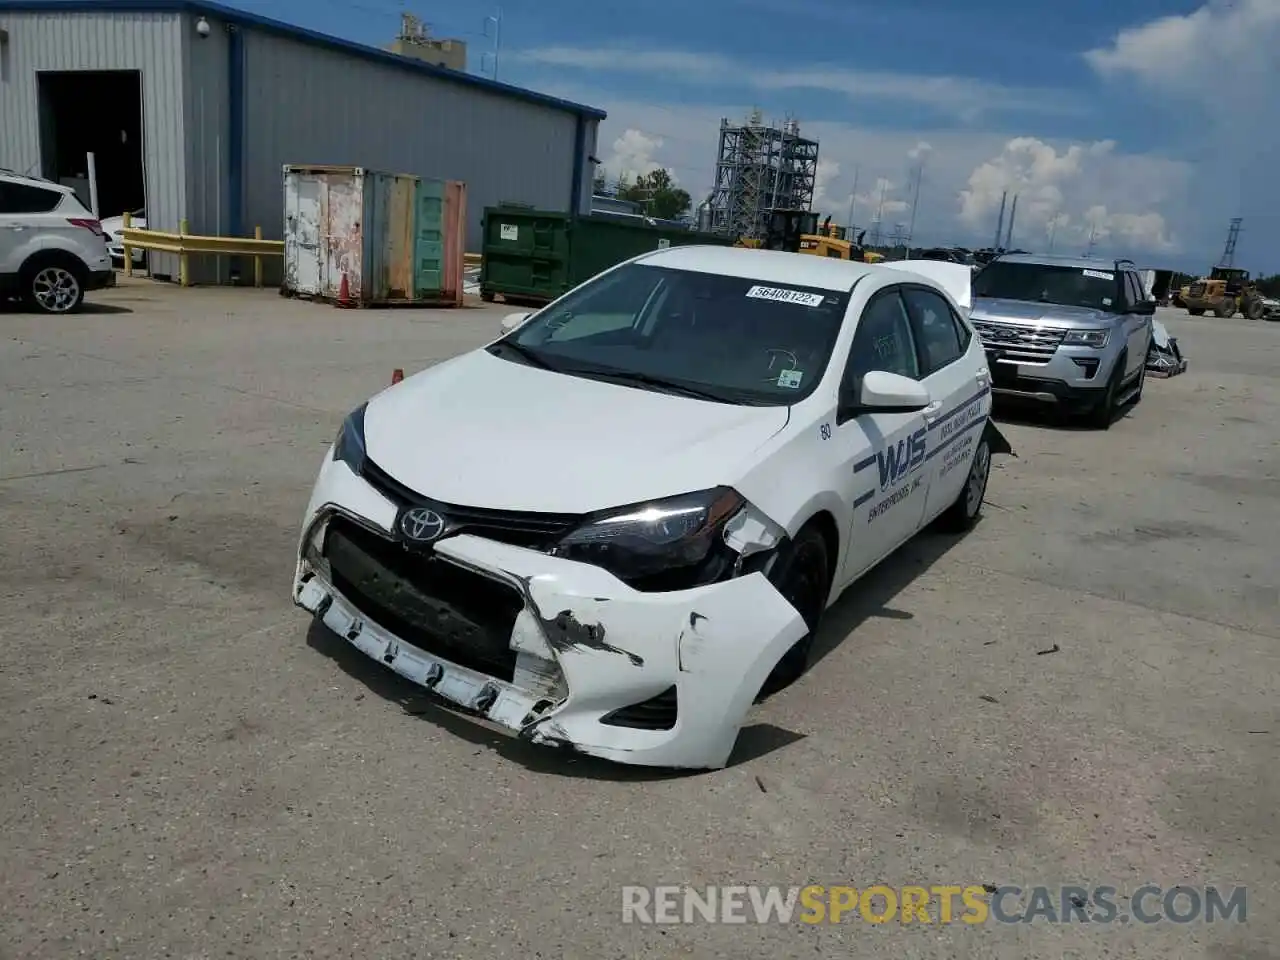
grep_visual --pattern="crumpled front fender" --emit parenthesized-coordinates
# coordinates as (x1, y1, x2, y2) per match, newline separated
(432, 535, 807, 769)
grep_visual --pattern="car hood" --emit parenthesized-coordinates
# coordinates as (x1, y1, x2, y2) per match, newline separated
(971, 297, 1115, 328)
(361, 349, 792, 514)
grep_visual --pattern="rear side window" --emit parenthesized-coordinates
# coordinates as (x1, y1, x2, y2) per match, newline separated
(0, 182, 63, 214)
(902, 287, 965, 375)
(1124, 271, 1144, 307)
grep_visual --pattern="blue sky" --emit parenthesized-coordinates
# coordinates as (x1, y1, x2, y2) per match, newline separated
(230, 0, 1277, 272)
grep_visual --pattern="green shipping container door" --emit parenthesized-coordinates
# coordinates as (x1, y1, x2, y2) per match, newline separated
(480, 207, 572, 301)
(479, 206, 733, 304)
(413, 179, 445, 296)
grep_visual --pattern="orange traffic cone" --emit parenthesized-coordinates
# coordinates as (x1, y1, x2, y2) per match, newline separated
(336, 272, 354, 308)
(391, 368, 404, 385)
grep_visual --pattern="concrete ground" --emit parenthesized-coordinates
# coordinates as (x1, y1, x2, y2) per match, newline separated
(1, 278, 1277, 959)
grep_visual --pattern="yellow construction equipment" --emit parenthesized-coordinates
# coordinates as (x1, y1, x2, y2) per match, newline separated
(1180, 266, 1265, 319)
(733, 210, 882, 262)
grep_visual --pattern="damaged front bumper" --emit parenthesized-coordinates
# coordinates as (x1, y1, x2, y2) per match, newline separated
(294, 461, 806, 770)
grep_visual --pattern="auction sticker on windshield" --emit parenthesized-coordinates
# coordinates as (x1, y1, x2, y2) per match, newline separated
(746, 285, 825, 307)
(1082, 269, 1114, 281)
(777, 369, 804, 389)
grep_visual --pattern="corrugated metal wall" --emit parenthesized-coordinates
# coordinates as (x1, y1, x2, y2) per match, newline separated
(239, 28, 587, 276)
(0, 10, 188, 278)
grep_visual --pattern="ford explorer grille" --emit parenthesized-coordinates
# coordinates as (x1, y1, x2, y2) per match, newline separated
(972, 320, 1065, 364)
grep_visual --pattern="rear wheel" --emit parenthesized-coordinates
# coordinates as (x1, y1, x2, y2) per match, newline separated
(1214, 300, 1236, 318)
(21, 254, 86, 314)
(760, 525, 830, 695)
(936, 434, 992, 533)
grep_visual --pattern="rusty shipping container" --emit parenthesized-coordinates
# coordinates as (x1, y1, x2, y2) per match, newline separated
(282, 164, 466, 306)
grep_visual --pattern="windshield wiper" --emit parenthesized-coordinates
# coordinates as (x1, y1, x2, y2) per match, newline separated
(564, 367, 736, 403)
(487, 339, 557, 370)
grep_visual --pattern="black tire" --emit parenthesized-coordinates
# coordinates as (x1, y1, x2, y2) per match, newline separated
(936, 433, 993, 533)
(760, 525, 830, 695)
(1086, 351, 1126, 430)
(480, 290, 496, 302)
(1244, 298, 1264, 321)
(1129, 352, 1146, 406)
(21, 253, 87, 314)
(1187, 307, 1205, 316)
(1214, 300, 1235, 318)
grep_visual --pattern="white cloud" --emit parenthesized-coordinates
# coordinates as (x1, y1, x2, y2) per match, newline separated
(515, 46, 1082, 122)
(1085, 0, 1280, 263)
(601, 129, 669, 183)
(811, 159, 840, 211)
(958, 137, 1183, 250)
(1085, 0, 1280, 94)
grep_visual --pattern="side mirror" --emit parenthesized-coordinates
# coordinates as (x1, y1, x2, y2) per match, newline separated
(860, 370, 932, 411)
(500, 311, 532, 334)
(840, 370, 931, 418)
(1130, 300, 1156, 316)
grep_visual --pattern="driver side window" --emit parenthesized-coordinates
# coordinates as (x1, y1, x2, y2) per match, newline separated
(842, 288, 920, 396)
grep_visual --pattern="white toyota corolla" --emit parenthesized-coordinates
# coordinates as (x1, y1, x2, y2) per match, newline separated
(294, 246, 1012, 769)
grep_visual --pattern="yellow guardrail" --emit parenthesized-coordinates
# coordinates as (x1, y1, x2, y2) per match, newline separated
(464, 252, 481, 267)
(120, 213, 284, 287)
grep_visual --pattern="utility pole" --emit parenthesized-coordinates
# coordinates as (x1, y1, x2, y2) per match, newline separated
(906, 155, 925, 250)
(1085, 219, 1098, 257)
(1004, 194, 1018, 250)
(482, 9, 502, 80)
(993, 191, 1007, 250)
(845, 165, 860, 237)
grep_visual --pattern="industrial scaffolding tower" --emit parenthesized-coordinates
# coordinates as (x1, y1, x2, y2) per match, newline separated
(705, 110, 820, 240)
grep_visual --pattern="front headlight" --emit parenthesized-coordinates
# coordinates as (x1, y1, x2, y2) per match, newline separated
(553, 487, 746, 587)
(1062, 328, 1110, 348)
(332, 402, 369, 475)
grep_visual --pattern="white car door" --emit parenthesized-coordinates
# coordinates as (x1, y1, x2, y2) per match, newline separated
(834, 285, 933, 583)
(900, 285, 990, 523)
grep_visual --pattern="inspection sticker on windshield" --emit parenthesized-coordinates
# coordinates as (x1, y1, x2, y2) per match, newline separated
(777, 369, 804, 389)
(1082, 269, 1114, 281)
(746, 285, 825, 307)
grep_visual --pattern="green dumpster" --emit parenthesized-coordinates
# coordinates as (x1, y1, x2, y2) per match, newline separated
(479, 206, 733, 305)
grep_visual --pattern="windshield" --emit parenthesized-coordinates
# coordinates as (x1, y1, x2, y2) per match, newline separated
(491, 263, 851, 406)
(973, 261, 1120, 311)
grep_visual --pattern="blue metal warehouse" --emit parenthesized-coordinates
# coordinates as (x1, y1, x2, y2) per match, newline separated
(0, 0, 606, 281)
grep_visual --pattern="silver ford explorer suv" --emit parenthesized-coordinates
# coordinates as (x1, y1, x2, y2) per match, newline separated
(969, 253, 1155, 428)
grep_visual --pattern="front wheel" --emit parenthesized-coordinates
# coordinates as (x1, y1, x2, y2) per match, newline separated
(1086, 352, 1126, 430)
(936, 434, 992, 533)
(760, 526, 830, 696)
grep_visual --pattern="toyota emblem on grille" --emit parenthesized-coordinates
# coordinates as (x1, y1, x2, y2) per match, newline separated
(399, 506, 445, 543)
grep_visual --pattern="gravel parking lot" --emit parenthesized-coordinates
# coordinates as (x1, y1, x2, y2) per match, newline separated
(2, 279, 1277, 959)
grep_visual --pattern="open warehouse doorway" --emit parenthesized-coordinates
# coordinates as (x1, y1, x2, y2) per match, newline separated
(37, 70, 146, 221)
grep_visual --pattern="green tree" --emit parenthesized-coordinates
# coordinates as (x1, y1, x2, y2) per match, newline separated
(618, 168, 692, 221)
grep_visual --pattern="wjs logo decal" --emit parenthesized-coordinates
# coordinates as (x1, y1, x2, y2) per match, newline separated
(877, 428, 927, 490)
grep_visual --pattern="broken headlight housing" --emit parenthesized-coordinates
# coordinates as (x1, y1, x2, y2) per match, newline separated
(552, 487, 745, 590)
(332, 402, 369, 475)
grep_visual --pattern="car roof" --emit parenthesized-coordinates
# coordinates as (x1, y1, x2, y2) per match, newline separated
(996, 252, 1129, 271)
(0, 170, 74, 192)
(636, 245, 878, 292)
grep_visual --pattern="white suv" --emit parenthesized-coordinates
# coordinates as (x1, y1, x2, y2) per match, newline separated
(0, 171, 115, 314)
